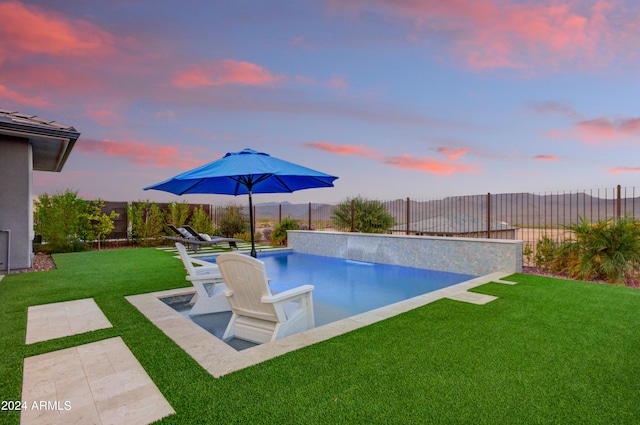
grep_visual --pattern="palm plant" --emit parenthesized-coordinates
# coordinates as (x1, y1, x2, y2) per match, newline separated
(554, 217, 640, 285)
(331, 196, 396, 233)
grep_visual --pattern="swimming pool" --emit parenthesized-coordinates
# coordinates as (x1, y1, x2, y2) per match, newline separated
(200, 251, 475, 326)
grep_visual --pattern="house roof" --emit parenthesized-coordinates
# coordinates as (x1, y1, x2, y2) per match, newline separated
(391, 214, 518, 235)
(0, 109, 81, 172)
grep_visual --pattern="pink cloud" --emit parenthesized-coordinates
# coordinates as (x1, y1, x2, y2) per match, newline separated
(608, 166, 640, 174)
(327, 75, 349, 91)
(304, 142, 476, 175)
(85, 109, 121, 127)
(545, 115, 640, 145)
(384, 154, 477, 175)
(437, 147, 469, 160)
(336, 0, 631, 71)
(75, 138, 207, 169)
(0, 84, 48, 107)
(291, 36, 305, 46)
(0, 1, 114, 60)
(575, 116, 640, 144)
(173, 59, 281, 89)
(303, 142, 382, 159)
(533, 154, 558, 161)
(0, 1, 153, 108)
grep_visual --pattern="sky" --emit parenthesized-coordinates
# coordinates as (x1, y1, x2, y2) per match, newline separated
(2, 0, 640, 206)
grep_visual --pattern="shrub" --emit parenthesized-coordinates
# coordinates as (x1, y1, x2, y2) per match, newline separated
(232, 232, 261, 242)
(523, 243, 534, 266)
(168, 201, 191, 228)
(34, 191, 120, 252)
(534, 235, 557, 270)
(553, 217, 640, 285)
(189, 205, 216, 235)
(128, 201, 166, 246)
(331, 196, 396, 233)
(217, 205, 249, 238)
(271, 218, 299, 245)
(34, 190, 92, 253)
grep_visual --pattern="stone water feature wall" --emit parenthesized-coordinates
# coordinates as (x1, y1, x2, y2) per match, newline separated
(287, 231, 522, 276)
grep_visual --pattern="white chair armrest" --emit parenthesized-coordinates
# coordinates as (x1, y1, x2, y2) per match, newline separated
(190, 258, 217, 267)
(191, 266, 219, 275)
(186, 271, 222, 282)
(261, 285, 314, 304)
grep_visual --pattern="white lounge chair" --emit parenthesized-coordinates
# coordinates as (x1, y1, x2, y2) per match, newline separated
(216, 252, 315, 344)
(175, 242, 231, 315)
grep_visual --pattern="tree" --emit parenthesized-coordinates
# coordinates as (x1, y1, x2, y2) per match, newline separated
(331, 196, 396, 233)
(85, 200, 119, 250)
(168, 201, 191, 228)
(217, 205, 248, 238)
(128, 201, 166, 246)
(189, 205, 215, 235)
(34, 190, 91, 252)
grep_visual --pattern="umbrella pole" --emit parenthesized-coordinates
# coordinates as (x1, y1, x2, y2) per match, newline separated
(248, 189, 257, 258)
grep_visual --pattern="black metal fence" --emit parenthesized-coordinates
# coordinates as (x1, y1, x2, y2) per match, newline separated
(100, 185, 640, 262)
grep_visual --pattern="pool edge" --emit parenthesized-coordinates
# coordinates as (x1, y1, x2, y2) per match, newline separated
(126, 271, 517, 378)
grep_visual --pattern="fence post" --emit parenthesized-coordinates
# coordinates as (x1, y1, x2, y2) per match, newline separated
(487, 193, 491, 239)
(351, 199, 355, 232)
(406, 197, 410, 235)
(308, 202, 312, 230)
(617, 184, 621, 219)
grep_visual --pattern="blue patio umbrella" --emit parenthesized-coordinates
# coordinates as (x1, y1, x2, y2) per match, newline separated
(144, 148, 338, 257)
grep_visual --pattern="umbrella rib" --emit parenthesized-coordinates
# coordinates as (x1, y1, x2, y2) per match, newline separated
(272, 175, 293, 192)
(177, 178, 206, 195)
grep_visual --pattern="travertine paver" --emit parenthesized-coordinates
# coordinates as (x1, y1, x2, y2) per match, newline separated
(128, 272, 517, 378)
(26, 298, 112, 344)
(21, 337, 174, 425)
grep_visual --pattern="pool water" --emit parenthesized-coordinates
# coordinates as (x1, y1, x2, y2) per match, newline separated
(203, 251, 475, 327)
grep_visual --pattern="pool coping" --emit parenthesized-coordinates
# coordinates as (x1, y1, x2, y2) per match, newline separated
(126, 271, 516, 378)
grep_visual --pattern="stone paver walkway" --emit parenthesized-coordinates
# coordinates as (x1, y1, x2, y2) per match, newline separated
(21, 337, 174, 425)
(22, 299, 175, 424)
(26, 298, 112, 344)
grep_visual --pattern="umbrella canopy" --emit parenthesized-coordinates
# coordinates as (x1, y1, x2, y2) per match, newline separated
(144, 148, 338, 257)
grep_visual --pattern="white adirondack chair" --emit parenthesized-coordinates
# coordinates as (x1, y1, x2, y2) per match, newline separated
(216, 252, 315, 344)
(175, 243, 230, 315)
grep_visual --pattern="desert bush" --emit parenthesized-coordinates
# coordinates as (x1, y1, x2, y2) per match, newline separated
(331, 196, 395, 233)
(534, 235, 557, 270)
(217, 205, 248, 237)
(553, 217, 640, 285)
(271, 217, 299, 245)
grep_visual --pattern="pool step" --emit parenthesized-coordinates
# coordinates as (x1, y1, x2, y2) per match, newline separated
(446, 291, 498, 305)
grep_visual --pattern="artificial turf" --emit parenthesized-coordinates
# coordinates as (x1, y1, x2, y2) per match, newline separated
(1, 249, 639, 424)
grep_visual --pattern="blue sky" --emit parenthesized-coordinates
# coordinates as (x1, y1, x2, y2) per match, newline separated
(1, 0, 639, 205)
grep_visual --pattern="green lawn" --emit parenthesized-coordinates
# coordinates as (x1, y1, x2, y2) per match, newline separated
(1, 248, 639, 424)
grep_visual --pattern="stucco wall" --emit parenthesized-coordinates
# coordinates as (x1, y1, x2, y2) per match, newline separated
(0, 136, 32, 272)
(287, 231, 522, 276)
